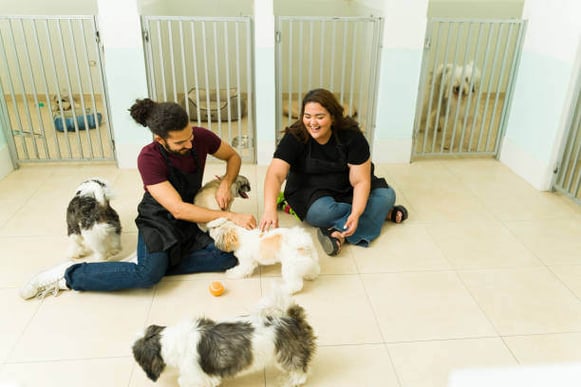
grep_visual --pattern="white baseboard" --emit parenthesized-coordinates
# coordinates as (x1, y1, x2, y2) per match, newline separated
(499, 137, 554, 191)
(371, 138, 413, 163)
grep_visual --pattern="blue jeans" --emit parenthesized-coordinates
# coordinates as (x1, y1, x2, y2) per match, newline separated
(304, 187, 395, 247)
(64, 233, 237, 291)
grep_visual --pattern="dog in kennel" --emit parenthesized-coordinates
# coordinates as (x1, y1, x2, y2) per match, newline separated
(420, 61, 482, 134)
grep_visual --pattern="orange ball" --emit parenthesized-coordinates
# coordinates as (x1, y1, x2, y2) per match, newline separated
(209, 281, 225, 297)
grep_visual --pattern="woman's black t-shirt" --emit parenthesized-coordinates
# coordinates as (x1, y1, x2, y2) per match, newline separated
(273, 129, 387, 219)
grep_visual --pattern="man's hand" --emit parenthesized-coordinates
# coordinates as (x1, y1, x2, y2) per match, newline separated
(215, 178, 233, 210)
(229, 212, 257, 230)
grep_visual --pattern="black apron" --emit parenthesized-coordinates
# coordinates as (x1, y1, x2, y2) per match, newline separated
(135, 144, 212, 267)
(285, 132, 388, 220)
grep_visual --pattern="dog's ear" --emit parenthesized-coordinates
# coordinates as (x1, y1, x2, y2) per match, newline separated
(132, 325, 166, 381)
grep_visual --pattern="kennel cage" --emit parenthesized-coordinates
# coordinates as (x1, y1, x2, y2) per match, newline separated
(275, 16, 383, 146)
(412, 18, 527, 159)
(0, 15, 114, 163)
(141, 16, 255, 163)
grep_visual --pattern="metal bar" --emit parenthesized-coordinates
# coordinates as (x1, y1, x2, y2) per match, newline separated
(457, 21, 476, 152)
(347, 22, 357, 117)
(201, 21, 212, 131)
(467, 22, 485, 151)
(65, 19, 85, 157)
(167, 21, 178, 102)
(481, 22, 505, 152)
(486, 21, 514, 152)
(473, 23, 494, 152)
(190, 21, 202, 126)
(1, 20, 29, 159)
(19, 18, 44, 158)
(178, 21, 189, 118)
(496, 21, 527, 156)
(155, 20, 167, 101)
(69, 19, 94, 159)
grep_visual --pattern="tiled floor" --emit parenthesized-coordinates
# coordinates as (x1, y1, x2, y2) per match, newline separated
(1, 158, 581, 387)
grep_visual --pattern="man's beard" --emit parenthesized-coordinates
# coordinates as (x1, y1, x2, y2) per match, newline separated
(161, 142, 190, 156)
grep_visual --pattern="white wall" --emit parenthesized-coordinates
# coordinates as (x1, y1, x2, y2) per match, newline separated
(359, 0, 429, 163)
(500, 0, 581, 190)
(97, 0, 150, 169)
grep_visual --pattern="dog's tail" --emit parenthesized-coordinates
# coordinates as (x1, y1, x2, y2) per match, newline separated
(256, 284, 295, 318)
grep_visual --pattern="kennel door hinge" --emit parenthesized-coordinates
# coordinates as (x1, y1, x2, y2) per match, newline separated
(275, 31, 281, 43)
(424, 37, 431, 49)
(95, 30, 101, 44)
(553, 163, 559, 174)
(143, 29, 149, 42)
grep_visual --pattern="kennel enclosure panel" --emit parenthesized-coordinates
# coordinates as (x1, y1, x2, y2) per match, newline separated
(0, 15, 114, 164)
(141, 16, 255, 163)
(553, 74, 581, 204)
(412, 18, 527, 159)
(275, 16, 383, 147)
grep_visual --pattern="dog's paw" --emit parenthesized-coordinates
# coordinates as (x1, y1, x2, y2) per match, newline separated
(226, 266, 251, 279)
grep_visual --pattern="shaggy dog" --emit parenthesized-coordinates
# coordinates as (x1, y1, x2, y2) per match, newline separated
(207, 218, 320, 294)
(420, 61, 481, 134)
(66, 178, 122, 261)
(132, 290, 317, 386)
(194, 175, 251, 232)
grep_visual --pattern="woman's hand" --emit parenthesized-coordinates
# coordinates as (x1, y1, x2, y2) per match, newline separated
(341, 213, 360, 237)
(259, 207, 279, 232)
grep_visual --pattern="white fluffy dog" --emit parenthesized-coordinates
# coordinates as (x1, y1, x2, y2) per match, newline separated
(421, 61, 481, 134)
(65, 178, 122, 261)
(194, 175, 251, 232)
(207, 218, 320, 294)
(132, 290, 317, 387)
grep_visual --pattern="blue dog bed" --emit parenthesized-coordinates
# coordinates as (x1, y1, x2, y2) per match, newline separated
(54, 109, 103, 132)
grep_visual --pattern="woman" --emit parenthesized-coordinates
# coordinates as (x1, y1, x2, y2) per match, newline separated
(20, 98, 256, 300)
(259, 88, 407, 256)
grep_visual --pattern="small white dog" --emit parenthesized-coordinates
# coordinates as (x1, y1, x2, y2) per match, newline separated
(194, 175, 251, 232)
(207, 218, 320, 294)
(132, 290, 317, 386)
(65, 178, 122, 261)
(421, 61, 481, 134)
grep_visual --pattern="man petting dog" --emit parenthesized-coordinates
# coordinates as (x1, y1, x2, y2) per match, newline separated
(20, 98, 256, 300)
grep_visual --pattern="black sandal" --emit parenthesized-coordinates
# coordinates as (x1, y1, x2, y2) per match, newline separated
(389, 205, 408, 223)
(317, 228, 342, 256)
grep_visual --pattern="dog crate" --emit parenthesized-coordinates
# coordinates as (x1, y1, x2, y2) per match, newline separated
(275, 16, 383, 145)
(141, 16, 255, 163)
(0, 15, 114, 163)
(412, 18, 527, 159)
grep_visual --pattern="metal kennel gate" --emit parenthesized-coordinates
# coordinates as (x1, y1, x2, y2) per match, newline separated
(141, 16, 255, 163)
(275, 16, 383, 144)
(412, 18, 527, 159)
(0, 15, 114, 164)
(553, 76, 581, 204)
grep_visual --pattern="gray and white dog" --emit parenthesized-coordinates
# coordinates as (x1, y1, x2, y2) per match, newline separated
(194, 175, 251, 232)
(132, 290, 317, 386)
(66, 177, 122, 261)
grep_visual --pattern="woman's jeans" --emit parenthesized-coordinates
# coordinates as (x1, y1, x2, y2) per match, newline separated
(64, 233, 237, 291)
(305, 187, 395, 247)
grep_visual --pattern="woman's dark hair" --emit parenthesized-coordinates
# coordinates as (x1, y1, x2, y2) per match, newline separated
(129, 98, 189, 139)
(285, 88, 360, 143)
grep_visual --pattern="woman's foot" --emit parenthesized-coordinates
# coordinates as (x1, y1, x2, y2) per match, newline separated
(386, 205, 408, 224)
(316, 228, 344, 256)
